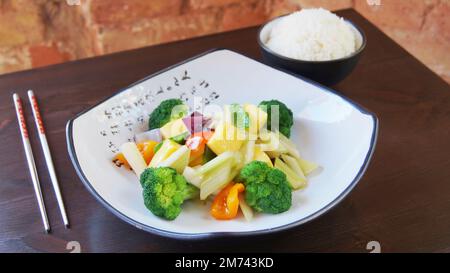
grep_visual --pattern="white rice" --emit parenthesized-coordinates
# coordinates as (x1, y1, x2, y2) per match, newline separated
(265, 8, 358, 61)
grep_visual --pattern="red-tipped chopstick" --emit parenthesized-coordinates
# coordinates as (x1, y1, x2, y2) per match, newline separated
(28, 90, 70, 228)
(13, 93, 50, 233)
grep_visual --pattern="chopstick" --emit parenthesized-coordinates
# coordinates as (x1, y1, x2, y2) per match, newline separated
(13, 93, 51, 233)
(28, 90, 70, 228)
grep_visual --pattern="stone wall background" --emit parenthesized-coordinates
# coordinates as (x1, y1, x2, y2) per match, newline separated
(0, 0, 448, 83)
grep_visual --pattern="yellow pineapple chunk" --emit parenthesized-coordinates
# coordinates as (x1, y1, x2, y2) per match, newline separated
(160, 119, 188, 139)
(206, 121, 244, 155)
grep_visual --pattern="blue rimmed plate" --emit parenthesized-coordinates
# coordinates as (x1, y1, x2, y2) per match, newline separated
(66, 49, 378, 239)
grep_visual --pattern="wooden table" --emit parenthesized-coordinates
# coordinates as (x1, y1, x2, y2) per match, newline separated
(1, 9, 449, 253)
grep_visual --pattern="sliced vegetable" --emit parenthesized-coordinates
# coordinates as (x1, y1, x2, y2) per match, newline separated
(238, 193, 254, 221)
(210, 183, 245, 220)
(114, 100, 319, 222)
(159, 145, 191, 173)
(160, 118, 189, 139)
(196, 151, 236, 176)
(296, 157, 319, 175)
(281, 154, 306, 180)
(148, 140, 180, 168)
(200, 161, 232, 200)
(182, 166, 202, 188)
(257, 131, 288, 157)
(226, 183, 245, 216)
(120, 142, 147, 177)
(114, 141, 157, 168)
(253, 146, 273, 167)
(278, 131, 301, 158)
(240, 140, 256, 165)
(134, 129, 162, 143)
(274, 157, 306, 190)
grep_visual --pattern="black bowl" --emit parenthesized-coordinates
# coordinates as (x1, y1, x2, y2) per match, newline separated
(257, 14, 367, 86)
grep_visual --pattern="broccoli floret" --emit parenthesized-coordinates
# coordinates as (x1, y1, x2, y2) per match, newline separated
(259, 100, 293, 137)
(140, 167, 198, 220)
(148, 99, 188, 130)
(238, 161, 292, 214)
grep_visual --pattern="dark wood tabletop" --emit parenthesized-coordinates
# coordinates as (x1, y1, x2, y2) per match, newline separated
(1, 9, 449, 253)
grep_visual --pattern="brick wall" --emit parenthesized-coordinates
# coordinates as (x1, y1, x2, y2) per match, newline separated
(0, 0, 448, 83)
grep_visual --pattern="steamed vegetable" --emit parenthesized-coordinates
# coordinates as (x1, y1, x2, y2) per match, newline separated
(200, 161, 233, 200)
(148, 99, 188, 130)
(281, 154, 306, 180)
(238, 161, 292, 214)
(210, 183, 245, 220)
(159, 145, 191, 173)
(296, 157, 319, 175)
(278, 131, 301, 158)
(253, 146, 273, 167)
(259, 100, 293, 137)
(197, 151, 240, 199)
(238, 193, 254, 221)
(274, 157, 306, 190)
(160, 118, 189, 139)
(120, 142, 147, 177)
(196, 151, 236, 176)
(206, 120, 244, 155)
(240, 140, 256, 165)
(257, 130, 288, 157)
(141, 167, 198, 220)
(114, 141, 157, 169)
(113, 98, 320, 222)
(182, 166, 202, 188)
(181, 151, 243, 200)
(148, 140, 180, 167)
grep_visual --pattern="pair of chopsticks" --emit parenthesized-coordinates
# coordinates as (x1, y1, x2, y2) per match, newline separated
(13, 90, 69, 233)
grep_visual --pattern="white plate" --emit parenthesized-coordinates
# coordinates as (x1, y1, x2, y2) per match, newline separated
(66, 49, 378, 239)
